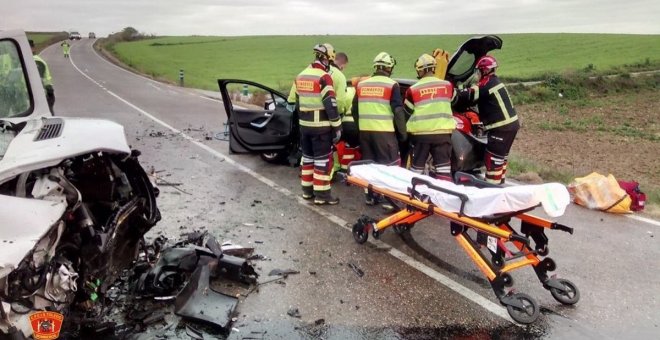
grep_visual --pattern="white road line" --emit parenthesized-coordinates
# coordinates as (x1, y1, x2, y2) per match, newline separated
(388, 248, 513, 320)
(90, 43, 161, 85)
(191, 92, 222, 103)
(508, 179, 660, 228)
(70, 48, 517, 324)
(626, 214, 660, 227)
(89, 44, 215, 103)
(148, 83, 164, 92)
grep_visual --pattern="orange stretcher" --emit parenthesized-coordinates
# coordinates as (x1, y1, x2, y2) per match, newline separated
(344, 164, 579, 324)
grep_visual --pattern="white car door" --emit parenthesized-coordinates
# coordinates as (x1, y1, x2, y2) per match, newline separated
(0, 29, 52, 123)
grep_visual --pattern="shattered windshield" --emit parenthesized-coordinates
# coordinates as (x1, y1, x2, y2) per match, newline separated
(0, 39, 30, 118)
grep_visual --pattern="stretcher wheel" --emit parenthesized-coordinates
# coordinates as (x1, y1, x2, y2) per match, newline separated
(540, 258, 556, 272)
(501, 273, 514, 287)
(506, 293, 540, 324)
(372, 228, 381, 239)
(352, 221, 370, 244)
(550, 279, 580, 305)
(492, 256, 505, 269)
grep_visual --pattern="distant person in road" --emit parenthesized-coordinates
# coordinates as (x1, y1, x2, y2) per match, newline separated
(30, 40, 55, 113)
(404, 54, 455, 181)
(287, 44, 342, 205)
(60, 41, 70, 58)
(352, 52, 407, 205)
(453, 55, 519, 184)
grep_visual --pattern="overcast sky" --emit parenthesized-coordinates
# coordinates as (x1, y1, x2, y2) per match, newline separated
(3, 0, 660, 37)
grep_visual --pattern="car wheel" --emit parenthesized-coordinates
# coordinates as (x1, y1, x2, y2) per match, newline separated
(260, 152, 286, 163)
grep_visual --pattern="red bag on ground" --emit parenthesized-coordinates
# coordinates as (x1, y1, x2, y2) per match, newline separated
(617, 180, 647, 211)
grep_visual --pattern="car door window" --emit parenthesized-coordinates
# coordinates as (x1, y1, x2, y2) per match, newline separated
(447, 52, 476, 82)
(0, 40, 30, 118)
(219, 79, 294, 151)
(227, 83, 283, 111)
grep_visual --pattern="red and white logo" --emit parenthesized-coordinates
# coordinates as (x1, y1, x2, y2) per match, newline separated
(29, 311, 63, 340)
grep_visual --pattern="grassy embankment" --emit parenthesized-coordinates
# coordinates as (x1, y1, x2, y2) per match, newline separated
(105, 34, 660, 90)
(27, 32, 69, 54)
(105, 34, 660, 208)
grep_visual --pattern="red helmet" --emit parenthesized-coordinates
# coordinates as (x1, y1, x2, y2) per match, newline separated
(476, 55, 498, 75)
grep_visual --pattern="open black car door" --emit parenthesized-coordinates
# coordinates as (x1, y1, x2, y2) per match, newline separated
(218, 79, 296, 154)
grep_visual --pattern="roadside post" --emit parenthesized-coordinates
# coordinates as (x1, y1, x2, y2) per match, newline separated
(179, 69, 184, 87)
(242, 84, 248, 96)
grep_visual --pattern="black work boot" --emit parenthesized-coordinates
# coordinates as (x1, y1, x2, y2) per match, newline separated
(301, 186, 314, 200)
(314, 191, 339, 205)
(365, 193, 376, 206)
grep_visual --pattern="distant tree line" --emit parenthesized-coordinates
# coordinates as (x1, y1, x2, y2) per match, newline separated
(105, 27, 156, 43)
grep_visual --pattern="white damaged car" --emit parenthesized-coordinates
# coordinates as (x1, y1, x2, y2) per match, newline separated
(0, 30, 160, 338)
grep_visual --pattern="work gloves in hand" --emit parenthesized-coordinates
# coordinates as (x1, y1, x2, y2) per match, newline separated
(332, 128, 342, 144)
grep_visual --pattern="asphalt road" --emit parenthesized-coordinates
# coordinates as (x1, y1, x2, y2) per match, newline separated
(40, 38, 659, 339)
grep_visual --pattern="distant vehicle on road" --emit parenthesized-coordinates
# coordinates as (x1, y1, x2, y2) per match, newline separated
(69, 31, 81, 40)
(88, 32, 96, 39)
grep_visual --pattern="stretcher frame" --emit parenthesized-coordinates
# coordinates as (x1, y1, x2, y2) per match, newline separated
(345, 164, 580, 324)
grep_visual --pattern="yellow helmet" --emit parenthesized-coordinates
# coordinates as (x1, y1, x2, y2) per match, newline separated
(373, 52, 396, 69)
(322, 43, 336, 62)
(414, 53, 436, 73)
(313, 44, 331, 60)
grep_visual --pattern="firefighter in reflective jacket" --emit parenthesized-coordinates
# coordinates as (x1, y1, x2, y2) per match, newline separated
(325, 47, 358, 172)
(453, 55, 520, 184)
(404, 54, 455, 181)
(352, 52, 407, 205)
(287, 44, 342, 205)
(60, 41, 70, 58)
(30, 40, 55, 113)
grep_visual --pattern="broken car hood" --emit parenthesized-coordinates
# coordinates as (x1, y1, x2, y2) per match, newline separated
(0, 195, 66, 268)
(0, 117, 131, 184)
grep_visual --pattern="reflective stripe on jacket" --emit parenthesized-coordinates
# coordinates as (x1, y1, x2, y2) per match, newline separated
(289, 65, 340, 129)
(469, 75, 518, 130)
(33, 55, 53, 86)
(0, 54, 12, 75)
(356, 75, 396, 132)
(329, 65, 349, 115)
(405, 76, 455, 135)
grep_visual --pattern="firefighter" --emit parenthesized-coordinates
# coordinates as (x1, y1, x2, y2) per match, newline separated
(0, 49, 11, 76)
(287, 44, 342, 205)
(30, 40, 55, 113)
(325, 48, 359, 173)
(322, 44, 347, 176)
(404, 54, 455, 181)
(352, 52, 407, 205)
(61, 41, 70, 58)
(453, 55, 519, 184)
(336, 51, 360, 172)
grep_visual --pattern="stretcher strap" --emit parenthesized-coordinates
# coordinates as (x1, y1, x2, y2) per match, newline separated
(411, 177, 469, 216)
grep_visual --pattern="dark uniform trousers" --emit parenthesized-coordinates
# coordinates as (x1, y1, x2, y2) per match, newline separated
(359, 131, 400, 166)
(485, 120, 520, 183)
(410, 134, 452, 181)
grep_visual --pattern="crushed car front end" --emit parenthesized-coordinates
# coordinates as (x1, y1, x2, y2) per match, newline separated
(0, 30, 160, 338)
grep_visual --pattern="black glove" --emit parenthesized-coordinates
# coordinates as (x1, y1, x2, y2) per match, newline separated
(332, 128, 342, 144)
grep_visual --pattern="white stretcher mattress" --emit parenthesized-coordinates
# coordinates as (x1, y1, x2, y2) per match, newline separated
(350, 164, 570, 218)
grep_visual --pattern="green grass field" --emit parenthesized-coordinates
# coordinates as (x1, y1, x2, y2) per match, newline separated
(109, 34, 660, 91)
(27, 32, 69, 53)
(27, 33, 58, 45)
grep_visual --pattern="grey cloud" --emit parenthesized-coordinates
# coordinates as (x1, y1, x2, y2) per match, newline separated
(2, 0, 659, 36)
